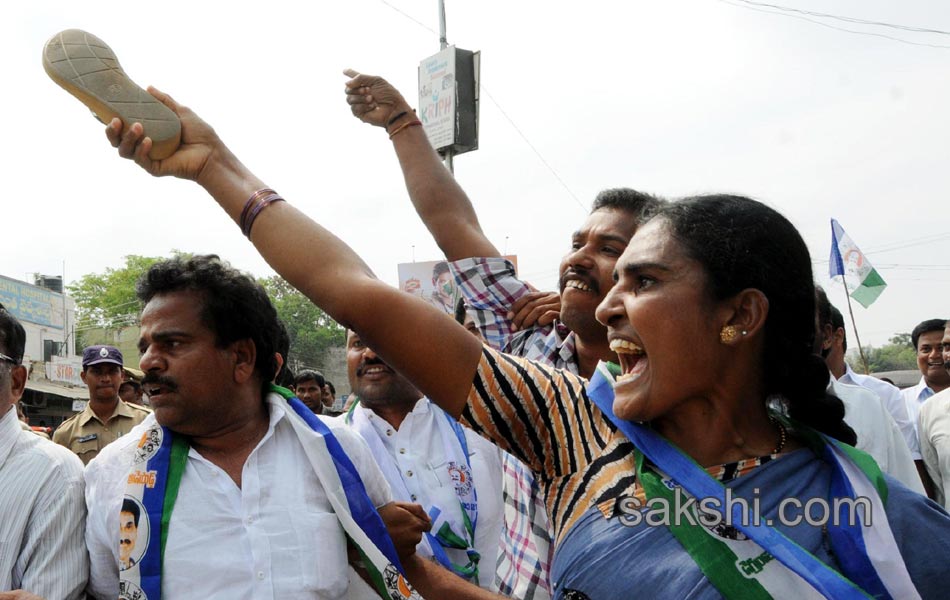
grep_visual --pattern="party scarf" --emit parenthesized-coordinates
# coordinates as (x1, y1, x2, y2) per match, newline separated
(345, 397, 481, 583)
(587, 362, 920, 600)
(118, 385, 422, 600)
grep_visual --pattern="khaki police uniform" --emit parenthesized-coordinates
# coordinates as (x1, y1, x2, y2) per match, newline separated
(53, 399, 150, 465)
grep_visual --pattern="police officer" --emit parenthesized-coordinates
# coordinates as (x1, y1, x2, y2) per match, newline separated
(53, 345, 150, 464)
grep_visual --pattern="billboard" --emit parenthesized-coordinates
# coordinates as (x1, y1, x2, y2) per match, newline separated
(0, 274, 66, 329)
(397, 257, 518, 315)
(418, 46, 479, 156)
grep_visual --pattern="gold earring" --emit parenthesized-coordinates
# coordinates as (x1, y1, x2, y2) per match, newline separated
(720, 325, 738, 344)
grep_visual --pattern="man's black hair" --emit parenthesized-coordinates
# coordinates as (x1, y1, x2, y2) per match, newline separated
(121, 498, 141, 527)
(911, 319, 947, 350)
(273, 320, 296, 387)
(0, 302, 26, 365)
(829, 306, 847, 352)
(326, 380, 336, 395)
(590, 187, 666, 223)
(432, 261, 450, 280)
(136, 255, 281, 391)
(295, 369, 326, 388)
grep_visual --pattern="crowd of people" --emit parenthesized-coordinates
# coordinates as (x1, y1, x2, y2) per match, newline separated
(3, 51, 950, 600)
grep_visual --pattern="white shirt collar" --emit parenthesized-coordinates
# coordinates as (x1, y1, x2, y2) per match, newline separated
(911, 376, 936, 402)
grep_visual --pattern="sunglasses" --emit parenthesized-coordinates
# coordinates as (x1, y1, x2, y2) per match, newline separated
(0, 352, 19, 365)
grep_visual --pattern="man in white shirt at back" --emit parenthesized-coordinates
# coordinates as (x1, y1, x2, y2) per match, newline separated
(338, 330, 505, 591)
(824, 305, 924, 490)
(817, 291, 924, 493)
(919, 322, 950, 509)
(0, 303, 87, 599)
(902, 319, 950, 437)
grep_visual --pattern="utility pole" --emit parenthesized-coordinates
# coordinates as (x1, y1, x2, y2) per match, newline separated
(438, 0, 454, 174)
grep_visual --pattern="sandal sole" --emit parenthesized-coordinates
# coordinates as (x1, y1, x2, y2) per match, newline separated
(43, 29, 181, 160)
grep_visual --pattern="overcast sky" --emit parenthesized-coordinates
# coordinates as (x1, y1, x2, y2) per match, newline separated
(3, 0, 948, 347)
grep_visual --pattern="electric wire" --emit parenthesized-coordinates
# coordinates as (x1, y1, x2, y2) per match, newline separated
(716, 0, 950, 49)
(730, 0, 950, 36)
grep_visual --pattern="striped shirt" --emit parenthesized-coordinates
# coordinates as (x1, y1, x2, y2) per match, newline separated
(462, 346, 638, 543)
(0, 406, 88, 598)
(462, 348, 793, 543)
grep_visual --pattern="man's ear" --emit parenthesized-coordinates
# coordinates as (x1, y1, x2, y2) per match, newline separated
(9, 364, 27, 402)
(720, 288, 769, 342)
(231, 338, 257, 384)
(80, 369, 88, 385)
(833, 327, 845, 349)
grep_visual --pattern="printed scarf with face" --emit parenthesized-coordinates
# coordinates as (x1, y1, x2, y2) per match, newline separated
(346, 397, 481, 583)
(118, 385, 422, 600)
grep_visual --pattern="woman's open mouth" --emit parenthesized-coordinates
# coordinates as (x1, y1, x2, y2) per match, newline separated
(610, 338, 648, 383)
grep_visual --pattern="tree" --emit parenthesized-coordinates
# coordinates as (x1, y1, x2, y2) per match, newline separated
(68, 256, 345, 370)
(69, 254, 169, 330)
(889, 333, 912, 347)
(259, 275, 345, 372)
(847, 332, 917, 373)
(69, 252, 191, 350)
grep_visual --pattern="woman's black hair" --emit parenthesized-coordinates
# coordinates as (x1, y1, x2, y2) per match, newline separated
(654, 195, 856, 445)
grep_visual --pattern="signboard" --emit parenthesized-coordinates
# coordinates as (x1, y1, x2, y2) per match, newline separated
(0, 274, 66, 329)
(418, 47, 457, 150)
(47, 355, 84, 386)
(398, 256, 518, 316)
(418, 46, 479, 156)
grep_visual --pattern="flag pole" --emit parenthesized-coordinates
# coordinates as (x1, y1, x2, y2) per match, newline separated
(841, 288, 871, 374)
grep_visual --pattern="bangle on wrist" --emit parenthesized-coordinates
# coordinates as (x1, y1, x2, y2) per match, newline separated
(388, 119, 422, 140)
(385, 108, 416, 134)
(386, 110, 409, 127)
(239, 188, 286, 237)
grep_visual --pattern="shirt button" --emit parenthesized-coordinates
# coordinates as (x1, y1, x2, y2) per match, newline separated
(386, 429, 394, 436)
(411, 494, 418, 501)
(257, 571, 264, 580)
(245, 516, 253, 525)
(406, 470, 413, 477)
(399, 448, 406, 454)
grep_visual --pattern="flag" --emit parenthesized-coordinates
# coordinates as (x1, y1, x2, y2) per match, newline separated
(829, 219, 887, 308)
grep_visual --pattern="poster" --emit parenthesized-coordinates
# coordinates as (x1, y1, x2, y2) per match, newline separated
(397, 257, 518, 315)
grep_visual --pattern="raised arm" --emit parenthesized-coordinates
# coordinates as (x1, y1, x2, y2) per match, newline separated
(344, 70, 499, 261)
(105, 87, 482, 418)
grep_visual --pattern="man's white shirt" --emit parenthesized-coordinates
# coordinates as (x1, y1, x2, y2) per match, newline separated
(838, 364, 919, 459)
(902, 377, 937, 444)
(918, 389, 950, 509)
(0, 406, 87, 598)
(830, 378, 925, 494)
(84, 395, 392, 600)
(339, 398, 505, 587)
